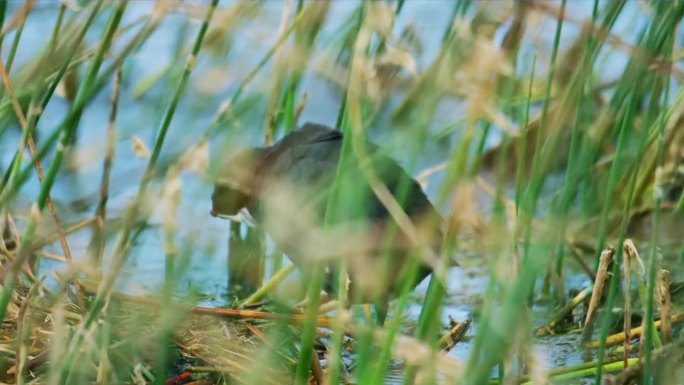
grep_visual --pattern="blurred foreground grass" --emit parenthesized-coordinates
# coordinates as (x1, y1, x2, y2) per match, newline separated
(0, 1, 684, 384)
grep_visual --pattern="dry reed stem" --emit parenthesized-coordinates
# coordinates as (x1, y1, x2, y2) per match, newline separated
(293, 91, 307, 127)
(476, 176, 595, 280)
(658, 269, 672, 343)
(0, 215, 43, 288)
(346, 22, 446, 282)
(565, 241, 598, 281)
(176, 334, 286, 385)
(416, 162, 448, 189)
(0, 56, 86, 314)
(81, 284, 337, 328)
(90, 63, 122, 268)
(263, 0, 292, 145)
(192, 306, 336, 328)
(622, 241, 632, 368)
(6, 351, 47, 377)
(535, 284, 592, 337)
(0, 0, 34, 38)
(585, 312, 684, 349)
(608, 332, 684, 385)
(581, 246, 615, 341)
(81, 286, 465, 382)
(309, 349, 324, 385)
(35, 250, 68, 264)
(14, 275, 44, 384)
(439, 317, 471, 352)
(531, 0, 684, 83)
(30, 217, 94, 254)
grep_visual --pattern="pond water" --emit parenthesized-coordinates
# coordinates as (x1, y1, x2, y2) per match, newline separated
(0, 0, 656, 380)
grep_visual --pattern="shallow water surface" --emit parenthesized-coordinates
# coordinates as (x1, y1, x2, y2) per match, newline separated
(0, 1, 663, 382)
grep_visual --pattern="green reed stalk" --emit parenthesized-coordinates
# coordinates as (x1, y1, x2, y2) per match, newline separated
(47, 4, 66, 48)
(593, 81, 652, 381)
(294, 83, 341, 385)
(367, 257, 423, 385)
(263, 0, 295, 145)
(371, 98, 431, 383)
(2, 0, 86, 311)
(0, 0, 30, 102)
(364, 24, 446, 385)
(88, 64, 121, 268)
(326, 5, 368, 384)
(204, 7, 310, 140)
(161, 8, 218, 379)
(463, 2, 566, 383)
(0, 3, 158, 146)
(292, 251, 324, 385)
(295, 5, 371, 380)
(550, 0, 601, 287)
(551, 104, 581, 285)
(21, 11, 160, 139)
(0, 4, 34, 141)
(155, 232, 182, 385)
(95, 317, 112, 385)
(266, 1, 327, 274)
(514, 57, 535, 213)
(0, 1, 101, 210)
(468, 122, 490, 178)
(56, 1, 217, 383)
(279, 0, 326, 135)
(367, 3, 467, 384)
(0, 1, 7, 53)
(642, 22, 674, 385)
(77, 0, 216, 331)
(478, 63, 535, 382)
(2, 123, 58, 191)
(527, 0, 564, 188)
(0, 0, 112, 327)
(577, 1, 625, 216)
(370, 169, 434, 385)
(590, 4, 680, 273)
(239, 46, 346, 308)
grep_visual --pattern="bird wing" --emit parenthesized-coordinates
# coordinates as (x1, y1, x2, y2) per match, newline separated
(263, 123, 441, 225)
(265, 123, 343, 189)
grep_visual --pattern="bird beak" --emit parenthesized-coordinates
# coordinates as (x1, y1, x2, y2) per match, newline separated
(210, 210, 237, 220)
(210, 209, 251, 224)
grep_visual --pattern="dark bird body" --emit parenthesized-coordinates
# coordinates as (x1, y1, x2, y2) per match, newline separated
(211, 123, 443, 318)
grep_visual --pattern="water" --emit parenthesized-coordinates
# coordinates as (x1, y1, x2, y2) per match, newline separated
(0, 1, 657, 381)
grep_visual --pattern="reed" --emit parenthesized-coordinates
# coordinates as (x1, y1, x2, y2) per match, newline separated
(0, 1, 681, 384)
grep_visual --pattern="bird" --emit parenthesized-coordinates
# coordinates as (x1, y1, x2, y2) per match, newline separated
(211, 123, 444, 322)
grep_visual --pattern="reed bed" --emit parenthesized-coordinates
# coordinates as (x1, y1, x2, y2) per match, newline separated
(0, 1, 683, 384)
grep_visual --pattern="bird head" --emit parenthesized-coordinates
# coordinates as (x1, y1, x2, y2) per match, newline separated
(210, 148, 263, 219)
